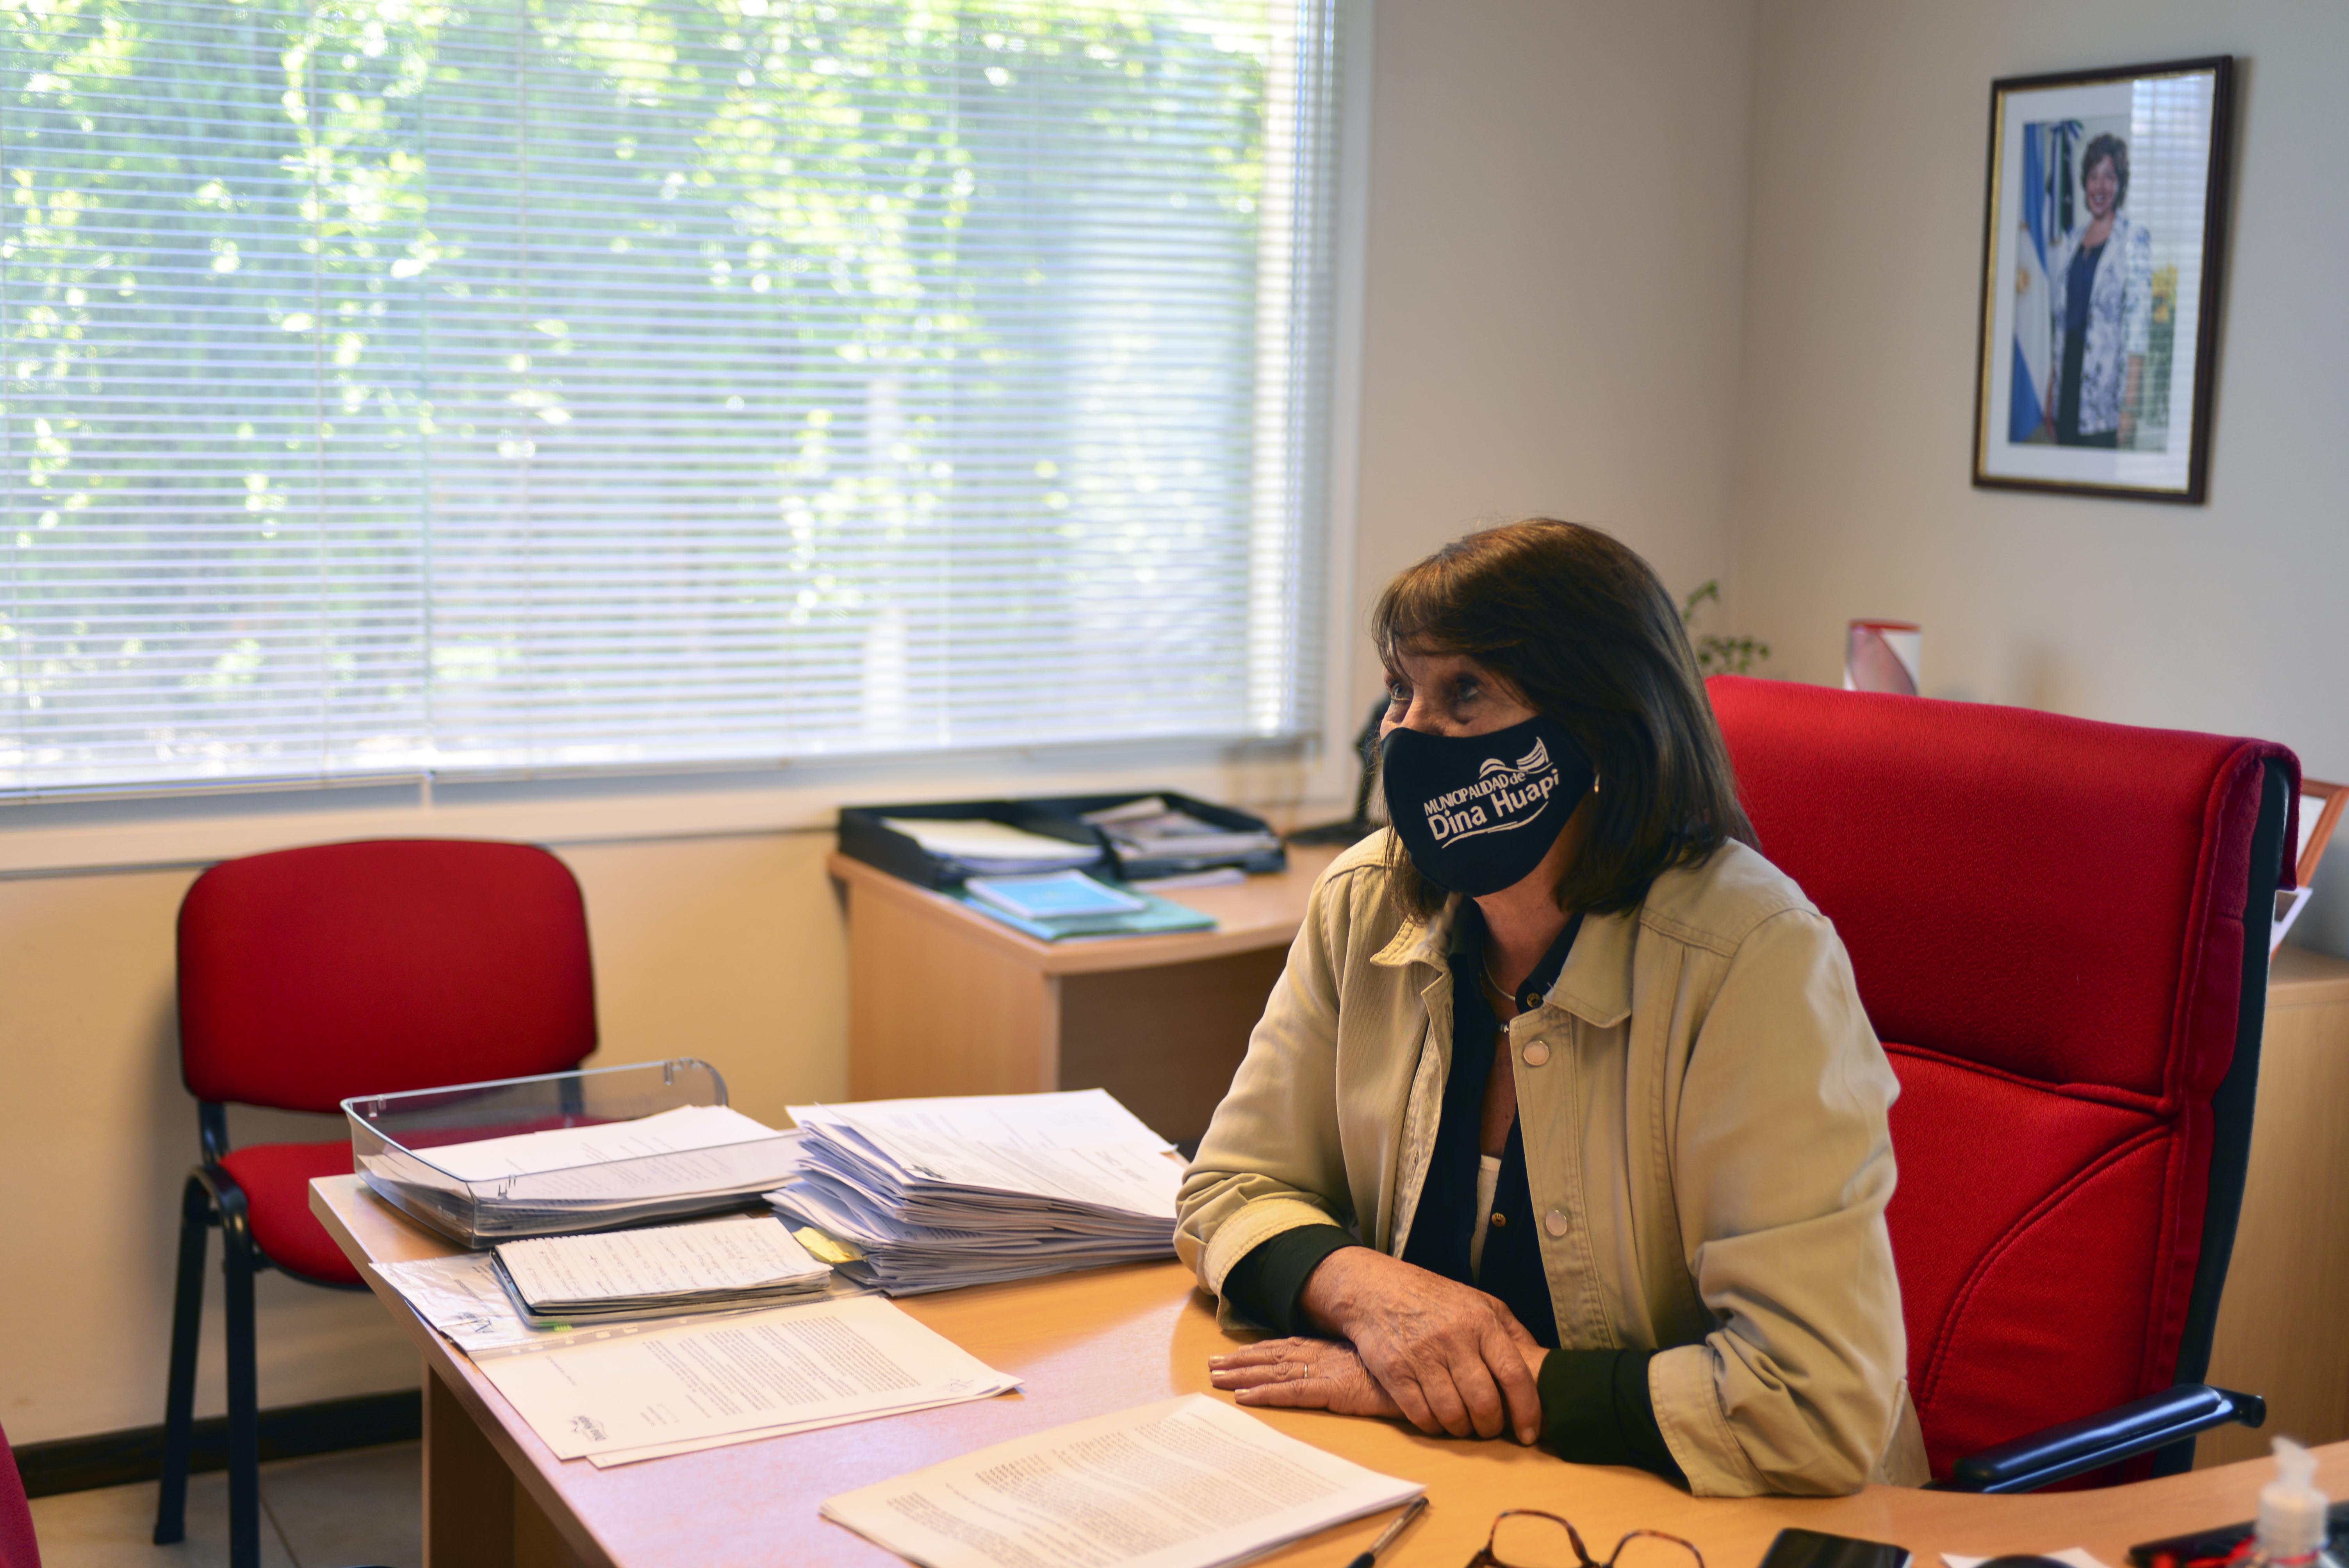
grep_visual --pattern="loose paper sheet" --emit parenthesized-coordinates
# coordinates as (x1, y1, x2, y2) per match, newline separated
(1947, 1552, 2112, 1568)
(472, 1293, 1019, 1459)
(584, 1386, 1016, 1468)
(821, 1393, 1422, 1568)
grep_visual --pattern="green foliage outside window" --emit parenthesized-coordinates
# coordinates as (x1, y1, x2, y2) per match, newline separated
(1, 0, 1317, 785)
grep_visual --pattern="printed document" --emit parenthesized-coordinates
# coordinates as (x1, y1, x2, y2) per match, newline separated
(372, 1251, 868, 1356)
(493, 1212, 830, 1315)
(473, 1293, 1019, 1459)
(821, 1393, 1422, 1568)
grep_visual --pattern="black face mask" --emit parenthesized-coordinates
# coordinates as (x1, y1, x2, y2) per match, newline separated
(1380, 715, 1594, 896)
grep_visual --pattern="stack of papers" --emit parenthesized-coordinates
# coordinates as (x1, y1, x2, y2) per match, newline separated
(364, 1104, 803, 1244)
(1082, 795, 1283, 863)
(490, 1213, 833, 1326)
(823, 1393, 1423, 1568)
(767, 1090, 1183, 1295)
(881, 816, 1103, 875)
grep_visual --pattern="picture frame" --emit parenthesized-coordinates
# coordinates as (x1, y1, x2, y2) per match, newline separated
(1971, 56, 2235, 503)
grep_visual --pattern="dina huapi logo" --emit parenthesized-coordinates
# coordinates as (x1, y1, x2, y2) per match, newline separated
(1424, 739, 1560, 843)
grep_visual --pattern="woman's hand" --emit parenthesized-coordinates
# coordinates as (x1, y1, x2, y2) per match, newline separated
(1209, 1338, 1406, 1420)
(1296, 1247, 1545, 1444)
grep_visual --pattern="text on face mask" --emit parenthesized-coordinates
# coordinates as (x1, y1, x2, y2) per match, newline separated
(1423, 755, 1561, 843)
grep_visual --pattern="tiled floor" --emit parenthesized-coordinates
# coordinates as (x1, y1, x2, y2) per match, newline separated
(27, 1442, 421, 1568)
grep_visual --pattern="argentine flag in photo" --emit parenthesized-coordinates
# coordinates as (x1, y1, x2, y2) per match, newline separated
(2008, 122, 2053, 442)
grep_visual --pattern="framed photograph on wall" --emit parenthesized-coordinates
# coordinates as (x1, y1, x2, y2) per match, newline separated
(1972, 56, 2234, 503)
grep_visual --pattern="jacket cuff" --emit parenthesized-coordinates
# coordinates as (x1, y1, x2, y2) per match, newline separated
(1219, 1225, 1356, 1337)
(1647, 1342, 1771, 1497)
(1535, 1349, 1685, 1484)
(1198, 1195, 1350, 1295)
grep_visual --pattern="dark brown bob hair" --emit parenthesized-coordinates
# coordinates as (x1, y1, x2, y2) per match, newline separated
(2082, 132, 2130, 206)
(1371, 518, 1754, 919)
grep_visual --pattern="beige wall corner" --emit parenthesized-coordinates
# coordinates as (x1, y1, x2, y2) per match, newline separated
(1350, 0, 1760, 710)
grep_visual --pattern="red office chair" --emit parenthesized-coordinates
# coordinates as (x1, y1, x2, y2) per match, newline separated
(156, 839, 597, 1568)
(0, 1422, 38, 1568)
(1709, 677, 2293, 1491)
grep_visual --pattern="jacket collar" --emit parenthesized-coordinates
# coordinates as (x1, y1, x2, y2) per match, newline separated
(1372, 897, 1458, 975)
(1372, 893, 1636, 1028)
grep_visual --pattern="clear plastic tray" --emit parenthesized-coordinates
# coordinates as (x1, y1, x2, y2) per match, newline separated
(343, 1059, 800, 1247)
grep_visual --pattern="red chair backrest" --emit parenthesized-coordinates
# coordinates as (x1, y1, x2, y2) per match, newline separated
(0, 1420, 38, 1568)
(178, 838, 597, 1112)
(1707, 677, 2292, 1478)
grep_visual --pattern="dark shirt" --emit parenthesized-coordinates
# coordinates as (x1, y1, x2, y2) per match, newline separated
(2056, 239, 2107, 442)
(1219, 905, 1684, 1482)
(2065, 239, 2104, 341)
(1397, 903, 1577, 1344)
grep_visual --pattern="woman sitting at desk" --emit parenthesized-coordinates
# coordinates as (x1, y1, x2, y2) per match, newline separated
(1177, 520, 1928, 1496)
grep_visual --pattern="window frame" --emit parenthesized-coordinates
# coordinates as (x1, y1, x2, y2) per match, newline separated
(0, 0, 1376, 877)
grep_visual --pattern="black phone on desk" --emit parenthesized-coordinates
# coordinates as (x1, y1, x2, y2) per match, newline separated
(1759, 1529, 1913, 1568)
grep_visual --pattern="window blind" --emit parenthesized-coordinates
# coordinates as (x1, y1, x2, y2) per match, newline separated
(0, 0, 1340, 795)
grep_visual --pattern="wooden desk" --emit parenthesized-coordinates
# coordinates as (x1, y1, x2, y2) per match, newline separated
(315, 1173, 2340, 1568)
(2201, 943, 2349, 1464)
(830, 846, 1343, 1146)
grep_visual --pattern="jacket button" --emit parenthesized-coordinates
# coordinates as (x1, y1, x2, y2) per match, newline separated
(1543, 1209, 1569, 1238)
(1522, 1041, 1551, 1067)
(1490, 1212, 1507, 1228)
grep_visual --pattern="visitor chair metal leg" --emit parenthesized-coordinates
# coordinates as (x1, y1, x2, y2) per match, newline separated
(221, 1187, 262, 1568)
(153, 1173, 211, 1545)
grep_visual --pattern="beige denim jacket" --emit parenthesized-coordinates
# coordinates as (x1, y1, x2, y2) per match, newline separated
(1176, 832, 1930, 1496)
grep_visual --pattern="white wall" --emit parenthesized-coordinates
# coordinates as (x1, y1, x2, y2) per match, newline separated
(0, 0, 1763, 1447)
(1350, 0, 1758, 710)
(1732, 0, 2349, 952)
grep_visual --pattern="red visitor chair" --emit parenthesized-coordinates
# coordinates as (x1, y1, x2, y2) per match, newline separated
(157, 839, 597, 1568)
(1709, 677, 2294, 1491)
(0, 1421, 38, 1568)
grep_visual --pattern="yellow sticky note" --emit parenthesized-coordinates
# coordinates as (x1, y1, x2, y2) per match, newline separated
(795, 1226, 864, 1265)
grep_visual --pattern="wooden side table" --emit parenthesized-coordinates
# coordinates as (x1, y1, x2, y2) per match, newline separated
(829, 845, 1344, 1146)
(2199, 943, 2349, 1465)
